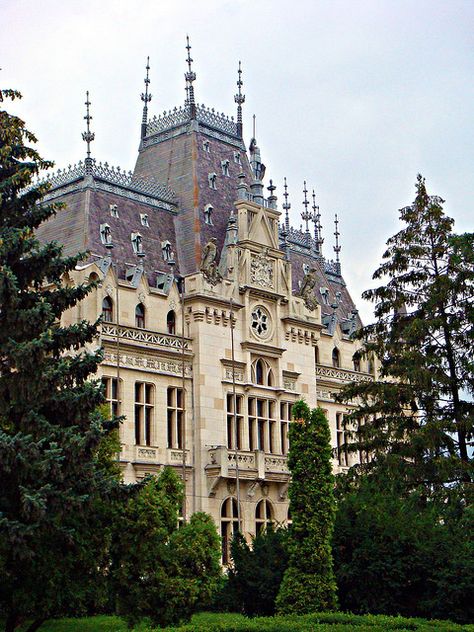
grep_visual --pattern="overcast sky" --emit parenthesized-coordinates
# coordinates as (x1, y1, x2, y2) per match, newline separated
(2, 0, 473, 323)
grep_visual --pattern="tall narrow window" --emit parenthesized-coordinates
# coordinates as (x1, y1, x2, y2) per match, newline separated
(336, 412, 348, 467)
(135, 303, 145, 328)
(248, 397, 277, 453)
(255, 499, 274, 535)
(102, 376, 120, 417)
(332, 347, 340, 368)
(167, 310, 176, 335)
(226, 393, 243, 450)
(352, 353, 361, 372)
(256, 359, 264, 385)
(102, 296, 113, 322)
(221, 497, 240, 564)
(315, 345, 320, 365)
(135, 382, 154, 446)
(167, 387, 184, 449)
(280, 402, 292, 455)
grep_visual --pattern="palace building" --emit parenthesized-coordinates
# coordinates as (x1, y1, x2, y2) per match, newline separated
(38, 41, 374, 561)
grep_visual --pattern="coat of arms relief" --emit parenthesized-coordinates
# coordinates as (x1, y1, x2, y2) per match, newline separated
(250, 249, 274, 289)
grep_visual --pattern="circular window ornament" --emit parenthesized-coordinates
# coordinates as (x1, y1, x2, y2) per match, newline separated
(250, 305, 271, 339)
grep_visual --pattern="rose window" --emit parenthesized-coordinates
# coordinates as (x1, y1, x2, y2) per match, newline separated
(251, 306, 270, 337)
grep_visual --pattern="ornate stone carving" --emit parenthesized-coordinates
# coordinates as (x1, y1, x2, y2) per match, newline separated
(316, 364, 373, 384)
(200, 237, 222, 285)
(250, 305, 271, 338)
(103, 350, 192, 378)
(298, 267, 318, 311)
(250, 250, 273, 288)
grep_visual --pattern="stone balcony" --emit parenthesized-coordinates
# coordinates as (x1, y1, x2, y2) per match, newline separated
(205, 446, 289, 486)
(121, 445, 191, 470)
(101, 323, 192, 353)
(316, 363, 373, 384)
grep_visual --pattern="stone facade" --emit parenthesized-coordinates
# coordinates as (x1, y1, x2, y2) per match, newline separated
(38, 70, 375, 560)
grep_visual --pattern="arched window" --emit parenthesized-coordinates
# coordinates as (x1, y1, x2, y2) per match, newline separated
(367, 356, 374, 375)
(221, 497, 240, 565)
(251, 358, 274, 387)
(353, 353, 361, 372)
(167, 310, 176, 335)
(332, 347, 340, 368)
(255, 499, 274, 536)
(102, 296, 113, 322)
(135, 303, 145, 328)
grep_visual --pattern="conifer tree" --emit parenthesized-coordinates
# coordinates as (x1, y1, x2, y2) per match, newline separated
(337, 175, 473, 490)
(0, 90, 116, 631)
(276, 400, 338, 614)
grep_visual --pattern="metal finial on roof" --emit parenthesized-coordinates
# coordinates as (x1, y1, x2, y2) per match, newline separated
(234, 61, 245, 138)
(140, 56, 152, 139)
(82, 91, 95, 174)
(301, 181, 312, 246)
(185, 35, 197, 118)
(312, 189, 323, 256)
(334, 213, 341, 273)
(282, 177, 291, 233)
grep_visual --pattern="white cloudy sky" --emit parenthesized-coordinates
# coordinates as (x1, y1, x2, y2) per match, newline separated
(2, 0, 473, 323)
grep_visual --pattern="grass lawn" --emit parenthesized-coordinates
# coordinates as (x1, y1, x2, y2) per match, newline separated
(32, 611, 474, 631)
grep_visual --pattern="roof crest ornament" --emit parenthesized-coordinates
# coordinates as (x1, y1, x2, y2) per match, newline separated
(185, 35, 197, 118)
(282, 177, 291, 233)
(334, 213, 341, 274)
(312, 189, 323, 256)
(234, 61, 245, 138)
(301, 181, 312, 247)
(82, 91, 95, 175)
(141, 56, 152, 139)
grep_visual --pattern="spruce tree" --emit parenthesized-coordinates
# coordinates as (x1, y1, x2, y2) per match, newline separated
(337, 175, 473, 490)
(276, 400, 338, 614)
(0, 90, 116, 631)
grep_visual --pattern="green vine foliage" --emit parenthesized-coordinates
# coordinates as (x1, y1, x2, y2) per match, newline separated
(276, 401, 338, 614)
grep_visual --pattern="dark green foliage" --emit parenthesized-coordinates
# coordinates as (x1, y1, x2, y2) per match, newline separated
(110, 467, 222, 629)
(333, 474, 474, 624)
(227, 526, 289, 616)
(276, 401, 338, 614)
(337, 175, 473, 490)
(0, 90, 119, 631)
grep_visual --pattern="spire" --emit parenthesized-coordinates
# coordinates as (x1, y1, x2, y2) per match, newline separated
(234, 61, 245, 138)
(82, 91, 95, 175)
(312, 189, 323, 256)
(334, 213, 341, 274)
(267, 179, 277, 209)
(301, 181, 311, 247)
(185, 35, 196, 118)
(282, 177, 291, 233)
(141, 56, 152, 140)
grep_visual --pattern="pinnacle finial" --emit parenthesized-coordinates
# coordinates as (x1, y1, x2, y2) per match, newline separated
(334, 213, 341, 272)
(185, 35, 197, 117)
(82, 91, 95, 173)
(234, 61, 245, 138)
(312, 189, 323, 256)
(282, 177, 291, 233)
(140, 56, 152, 139)
(301, 181, 311, 241)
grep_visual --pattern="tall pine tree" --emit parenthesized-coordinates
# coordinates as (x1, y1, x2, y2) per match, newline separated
(276, 400, 338, 614)
(337, 175, 473, 491)
(0, 90, 117, 631)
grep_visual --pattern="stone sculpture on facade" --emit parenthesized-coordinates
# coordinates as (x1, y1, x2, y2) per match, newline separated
(298, 267, 319, 311)
(200, 237, 221, 285)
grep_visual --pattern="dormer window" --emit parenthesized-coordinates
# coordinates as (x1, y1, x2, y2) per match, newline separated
(161, 240, 173, 263)
(320, 286, 330, 305)
(233, 151, 241, 165)
(131, 232, 143, 254)
(208, 172, 217, 190)
(203, 140, 211, 153)
(100, 223, 112, 245)
(203, 204, 214, 226)
(221, 160, 230, 177)
(109, 204, 119, 218)
(140, 213, 149, 227)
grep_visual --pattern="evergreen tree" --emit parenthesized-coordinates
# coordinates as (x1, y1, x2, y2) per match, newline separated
(111, 467, 222, 628)
(0, 89, 117, 631)
(276, 401, 338, 614)
(337, 175, 473, 490)
(227, 525, 289, 616)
